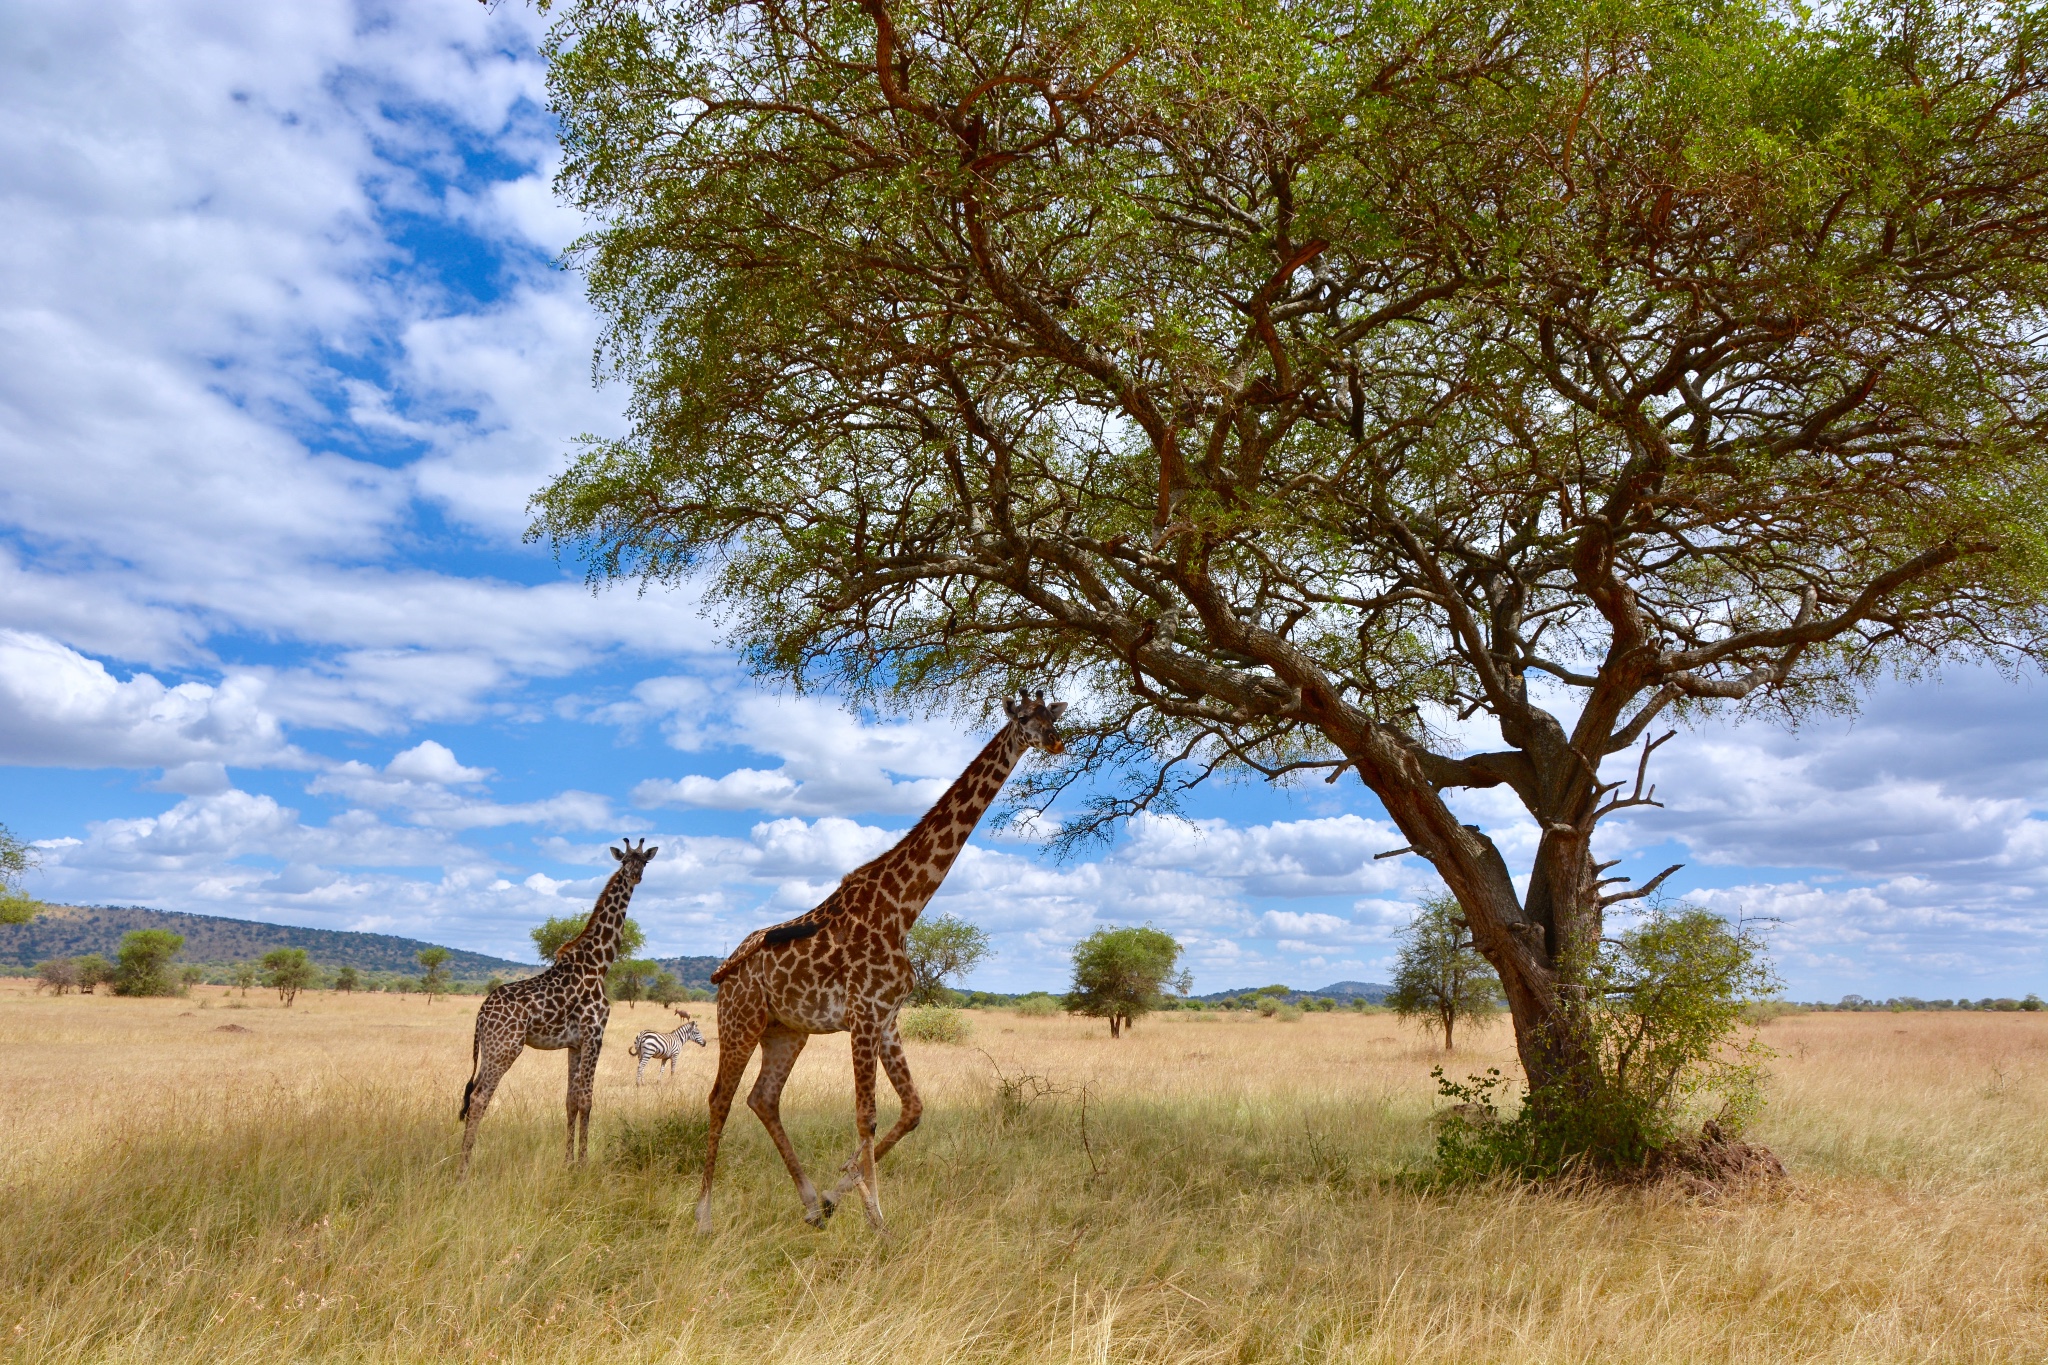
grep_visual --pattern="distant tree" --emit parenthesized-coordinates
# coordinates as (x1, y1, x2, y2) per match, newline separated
(484, 975, 505, 994)
(0, 822, 40, 925)
(261, 948, 314, 1007)
(73, 953, 112, 995)
(651, 971, 682, 1008)
(180, 965, 206, 990)
(1064, 926, 1190, 1038)
(113, 930, 185, 997)
(1388, 895, 1504, 1051)
(35, 958, 78, 995)
(334, 966, 360, 994)
(415, 947, 452, 1000)
(230, 961, 258, 996)
(608, 958, 659, 1006)
(532, 914, 644, 963)
(907, 914, 993, 1007)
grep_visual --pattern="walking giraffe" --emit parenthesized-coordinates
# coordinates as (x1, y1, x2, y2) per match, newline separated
(458, 838, 656, 1174)
(697, 694, 1065, 1233)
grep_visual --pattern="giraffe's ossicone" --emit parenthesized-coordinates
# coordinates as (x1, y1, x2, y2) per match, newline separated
(457, 838, 657, 1175)
(697, 694, 1066, 1234)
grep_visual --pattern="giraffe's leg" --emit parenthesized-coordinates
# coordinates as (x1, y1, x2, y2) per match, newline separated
(824, 1018, 921, 1211)
(569, 1032, 604, 1162)
(458, 1035, 523, 1178)
(563, 1044, 583, 1163)
(825, 1021, 885, 1233)
(745, 1024, 825, 1226)
(697, 1009, 765, 1233)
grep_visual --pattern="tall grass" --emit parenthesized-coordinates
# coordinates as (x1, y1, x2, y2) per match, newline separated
(2, 985, 2045, 1362)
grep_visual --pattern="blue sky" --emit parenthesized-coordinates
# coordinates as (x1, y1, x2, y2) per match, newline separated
(3, 0, 2046, 999)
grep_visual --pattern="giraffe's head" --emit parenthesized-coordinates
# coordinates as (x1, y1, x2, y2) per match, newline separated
(1003, 692, 1068, 754)
(611, 837, 659, 884)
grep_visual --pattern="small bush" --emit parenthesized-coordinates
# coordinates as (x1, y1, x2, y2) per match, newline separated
(1275, 1005, 1305, 1023)
(1013, 995, 1059, 1018)
(900, 1006, 969, 1043)
(1434, 906, 1777, 1180)
(609, 1109, 710, 1174)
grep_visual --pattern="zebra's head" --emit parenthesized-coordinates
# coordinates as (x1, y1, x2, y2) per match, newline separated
(674, 1008, 707, 1047)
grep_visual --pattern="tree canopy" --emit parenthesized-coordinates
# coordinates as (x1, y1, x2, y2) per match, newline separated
(532, 914, 645, 963)
(1387, 893, 1503, 1049)
(0, 821, 40, 925)
(262, 947, 315, 1007)
(114, 930, 185, 998)
(1064, 925, 1190, 1036)
(906, 913, 993, 1006)
(530, 0, 2048, 1111)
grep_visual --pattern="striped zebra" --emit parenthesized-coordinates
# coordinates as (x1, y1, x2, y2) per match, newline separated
(631, 1008, 707, 1084)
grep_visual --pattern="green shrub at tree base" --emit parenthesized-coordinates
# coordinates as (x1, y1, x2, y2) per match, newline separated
(1431, 907, 1777, 1181)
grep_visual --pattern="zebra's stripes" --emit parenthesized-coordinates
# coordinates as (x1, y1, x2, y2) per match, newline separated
(631, 1009, 707, 1083)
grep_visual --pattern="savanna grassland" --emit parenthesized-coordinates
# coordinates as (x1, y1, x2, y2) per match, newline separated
(2, 984, 2045, 1364)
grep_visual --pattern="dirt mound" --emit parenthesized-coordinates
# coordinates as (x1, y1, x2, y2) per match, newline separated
(213, 1024, 254, 1034)
(1642, 1121, 1786, 1199)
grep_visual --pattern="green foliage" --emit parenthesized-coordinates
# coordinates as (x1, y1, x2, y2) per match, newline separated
(1064, 926, 1190, 1037)
(0, 822, 39, 925)
(36, 958, 77, 995)
(1434, 908, 1778, 1180)
(532, 913, 644, 963)
(415, 947, 451, 998)
(651, 971, 682, 1007)
(608, 958, 660, 1005)
(907, 913, 993, 1007)
(334, 966, 361, 993)
(74, 954, 112, 994)
(113, 930, 185, 997)
(261, 948, 314, 1007)
(231, 961, 258, 995)
(1013, 994, 1059, 1018)
(1387, 894, 1504, 1050)
(898, 1005, 969, 1044)
(533, 0, 2048, 1156)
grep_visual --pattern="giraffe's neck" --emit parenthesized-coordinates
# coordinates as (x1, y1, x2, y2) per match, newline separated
(865, 722, 1028, 940)
(558, 871, 637, 974)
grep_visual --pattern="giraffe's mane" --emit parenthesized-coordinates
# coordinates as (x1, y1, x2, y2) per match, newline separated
(557, 865, 631, 959)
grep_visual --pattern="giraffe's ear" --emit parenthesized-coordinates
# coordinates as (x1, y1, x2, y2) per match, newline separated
(1003, 696, 1022, 718)
(645, 845, 659, 859)
(1048, 702, 1068, 720)
(612, 845, 625, 862)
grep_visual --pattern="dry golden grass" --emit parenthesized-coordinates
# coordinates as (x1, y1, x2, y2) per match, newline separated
(1, 983, 2045, 1364)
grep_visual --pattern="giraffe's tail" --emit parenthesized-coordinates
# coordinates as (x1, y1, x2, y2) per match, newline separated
(459, 1032, 480, 1121)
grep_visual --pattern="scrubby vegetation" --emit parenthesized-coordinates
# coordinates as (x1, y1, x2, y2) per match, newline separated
(3, 986, 2046, 1363)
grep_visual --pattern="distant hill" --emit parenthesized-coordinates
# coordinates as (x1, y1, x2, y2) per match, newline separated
(0, 904, 534, 983)
(1195, 979, 1391, 1004)
(653, 955, 725, 992)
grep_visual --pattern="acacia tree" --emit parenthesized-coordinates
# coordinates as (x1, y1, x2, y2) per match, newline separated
(262, 948, 314, 1007)
(1388, 894, 1503, 1050)
(530, 0, 2048, 1136)
(1065, 925, 1191, 1036)
(416, 947, 453, 1000)
(532, 913, 645, 963)
(907, 913, 993, 1006)
(0, 822, 39, 925)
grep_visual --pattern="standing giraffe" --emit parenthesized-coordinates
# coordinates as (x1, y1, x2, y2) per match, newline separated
(697, 694, 1065, 1233)
(458, 838, 657, 1174)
